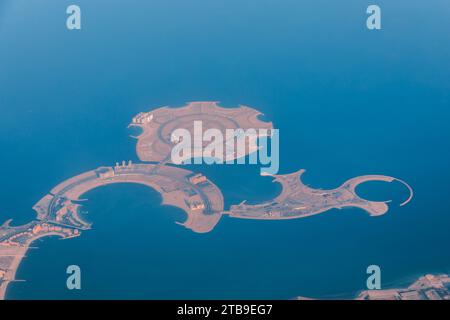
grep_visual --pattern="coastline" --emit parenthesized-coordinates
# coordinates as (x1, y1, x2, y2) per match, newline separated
(0, 245, 27, 300)
(0, 228, 81, 300)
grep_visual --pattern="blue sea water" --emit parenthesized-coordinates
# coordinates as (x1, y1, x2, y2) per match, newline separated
(1, 0, 450, 299)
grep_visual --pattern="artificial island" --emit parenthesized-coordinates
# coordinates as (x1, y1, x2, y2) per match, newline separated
(0, 101, 414, 300)
(228, 169, 413, 219)
(129, 101, 273, 164)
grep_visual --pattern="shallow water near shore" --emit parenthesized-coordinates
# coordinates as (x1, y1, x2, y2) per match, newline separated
(2, 0, 450, 299)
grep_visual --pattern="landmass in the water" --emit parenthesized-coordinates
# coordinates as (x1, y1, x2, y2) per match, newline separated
(0, 102, 414, 300)
(228, 169, 413, 219)
(295, 274, 450, 300)
(129, 101, 273, 164)
(32, 162, 224, 234)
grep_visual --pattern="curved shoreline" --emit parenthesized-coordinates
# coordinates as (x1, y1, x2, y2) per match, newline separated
(0, 225, 79, 300)
(0, 160, 226, 300)
(34, 162, 225, 234)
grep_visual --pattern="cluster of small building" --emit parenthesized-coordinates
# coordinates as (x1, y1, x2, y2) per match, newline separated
(32, 223, 79, 238)
(96, 161, 135, 179)
(114, 160, 134, 171)
(185, 194, 206, 211)
(0, 223, 79, 247)
(132, 112, 153, 124)
(357, 274, 450, 300)
(185, 174, 210, 211)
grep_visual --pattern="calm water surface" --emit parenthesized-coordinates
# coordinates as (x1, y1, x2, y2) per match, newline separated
(1, 0, 450, 299)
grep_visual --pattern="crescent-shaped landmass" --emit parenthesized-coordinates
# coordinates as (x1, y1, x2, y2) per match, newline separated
(129, 101, 273, 164)
(226, 169, 413, 219)
(0, 162, 224, 299)
(33, 162, 224, 233)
